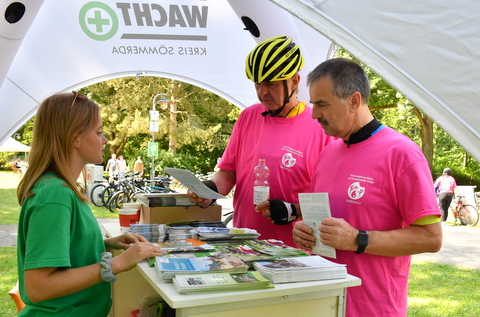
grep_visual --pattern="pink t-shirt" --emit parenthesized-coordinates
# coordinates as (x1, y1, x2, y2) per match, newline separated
(312, 127, 440, 317)
(434, 175, 457, 194)
(219, 103, 333, 246)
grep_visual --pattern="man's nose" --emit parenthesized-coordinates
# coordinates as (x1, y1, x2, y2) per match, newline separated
(256, 82, 269, 95)
(311, 106, 322, 119)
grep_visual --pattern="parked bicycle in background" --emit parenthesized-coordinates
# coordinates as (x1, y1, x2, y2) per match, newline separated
(449, 195, 479, 226)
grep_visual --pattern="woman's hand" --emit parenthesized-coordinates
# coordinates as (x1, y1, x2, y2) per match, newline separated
(104, 233, 149, 251)
(111, 241, 166, 274)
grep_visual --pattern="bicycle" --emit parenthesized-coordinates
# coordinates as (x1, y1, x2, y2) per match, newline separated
(449, 195, 479, 226)
(107, 175, 177, 212)
(89, 179, 109, 207)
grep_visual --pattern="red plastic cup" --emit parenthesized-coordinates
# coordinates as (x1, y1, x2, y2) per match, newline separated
(118, 208, 138, 233)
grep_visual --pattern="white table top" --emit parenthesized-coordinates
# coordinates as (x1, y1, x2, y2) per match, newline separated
(101, 222, 361, 309)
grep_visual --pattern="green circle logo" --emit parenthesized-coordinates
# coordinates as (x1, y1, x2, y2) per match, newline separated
(79, 2, 118, 41)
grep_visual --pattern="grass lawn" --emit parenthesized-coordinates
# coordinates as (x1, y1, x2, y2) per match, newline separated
(1, 171, 479, 316)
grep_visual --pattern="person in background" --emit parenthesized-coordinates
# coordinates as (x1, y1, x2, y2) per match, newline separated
(14, 158, 28, 174)
(16, 92, 165, 316)
(105, 153, 119, 182)
(134, 156, 144, 177)
(188, 36, 334, 246)
(117, 155, 127, 177)
(434, 167, 457, 223)
(289, 58, 442, 316)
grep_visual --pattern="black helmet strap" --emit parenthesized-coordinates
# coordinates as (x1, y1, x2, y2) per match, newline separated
(261, 81, 295, 117)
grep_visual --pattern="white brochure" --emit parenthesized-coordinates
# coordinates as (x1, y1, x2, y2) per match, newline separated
(164, 167, 226, 199)
(298, 193, 336, 259)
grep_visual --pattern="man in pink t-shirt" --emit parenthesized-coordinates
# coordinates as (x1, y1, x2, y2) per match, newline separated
(289, 58, 442, 316)
(188, 36, 333, 246)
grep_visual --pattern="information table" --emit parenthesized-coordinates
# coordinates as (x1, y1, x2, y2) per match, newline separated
(101, 222, 361, 317)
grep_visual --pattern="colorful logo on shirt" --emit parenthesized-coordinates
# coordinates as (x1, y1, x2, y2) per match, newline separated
(282, 153, 297, 168)
(348, 182, 365, 200)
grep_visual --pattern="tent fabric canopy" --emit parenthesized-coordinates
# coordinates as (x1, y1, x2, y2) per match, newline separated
(270, 0, 480, 162)
(0, 137, 31, 152)
(0, 0, 479, 163)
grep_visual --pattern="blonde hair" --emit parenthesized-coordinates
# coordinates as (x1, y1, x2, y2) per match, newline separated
(17, 92, 100, 205)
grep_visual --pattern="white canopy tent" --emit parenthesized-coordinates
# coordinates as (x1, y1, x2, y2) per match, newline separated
(0, 0, 479, 162)
(0, 137, 31, 152)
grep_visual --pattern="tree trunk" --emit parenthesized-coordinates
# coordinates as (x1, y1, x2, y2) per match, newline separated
(412, 107, 434, 169)
(169, 101, 177, 153)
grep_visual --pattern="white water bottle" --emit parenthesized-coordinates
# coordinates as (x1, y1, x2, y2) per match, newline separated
(253, 159, 270, 206)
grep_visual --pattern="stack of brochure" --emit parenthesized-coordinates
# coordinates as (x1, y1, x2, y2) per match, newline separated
(129, 224, 166, 242)
(245, 239, 309, 257)
(214, 244, 279, 266)
(196, 227, 260, 242)
(136, 193, 194, 207)
(172, 271, 274, 294)
(155, 253, 249, 282)
(252, 255, 347, 284)
(154, 238, 216, 254)
(167, 226, 198, 240)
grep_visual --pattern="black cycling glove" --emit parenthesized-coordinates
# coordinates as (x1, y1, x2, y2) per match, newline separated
(201, 180, 217, 206)
(268, 199, 297, 225)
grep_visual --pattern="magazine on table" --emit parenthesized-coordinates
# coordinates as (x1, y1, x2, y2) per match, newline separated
(244, 239, 309, 257)
(214, 244, 279, 266)
(196, 227, 261, 241)
(299, 193, 337, 258)
(172, 271, 274, 294)
(155, 253, 249, 282)
(253, 255, 347, 284)
(154, 238, 216, 253)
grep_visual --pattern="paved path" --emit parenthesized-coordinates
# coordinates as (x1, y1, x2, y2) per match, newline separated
(2, 198, 479, 270)
(411, 224, 480, 270)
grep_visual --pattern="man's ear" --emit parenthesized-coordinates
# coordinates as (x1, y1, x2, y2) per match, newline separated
(291, 73, 300, 91)
(349, 91, 362, 112)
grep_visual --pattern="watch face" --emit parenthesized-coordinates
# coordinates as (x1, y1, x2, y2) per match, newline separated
(357, 231, 369, 247)
(355, 231, 369, 254)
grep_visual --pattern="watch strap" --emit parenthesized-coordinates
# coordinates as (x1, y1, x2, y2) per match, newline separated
(355, 230, 369, 254)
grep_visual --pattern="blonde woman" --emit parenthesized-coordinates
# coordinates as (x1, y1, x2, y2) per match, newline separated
(16, 92, 164, 316)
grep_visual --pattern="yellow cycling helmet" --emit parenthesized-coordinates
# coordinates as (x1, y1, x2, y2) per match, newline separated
(246, 35, 304, 83)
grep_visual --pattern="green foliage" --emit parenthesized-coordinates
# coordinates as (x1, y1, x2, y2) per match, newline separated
(149, 149, 218, 176)
(12, 116, 34, 146)
(0, 152, 12, 170)
(80, 76, 238, 170)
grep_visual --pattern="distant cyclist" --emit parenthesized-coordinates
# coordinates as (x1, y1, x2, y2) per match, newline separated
(434, 167, 457, 223)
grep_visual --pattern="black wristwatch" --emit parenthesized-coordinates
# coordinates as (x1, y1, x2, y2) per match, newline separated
(355, 230, 369, 254)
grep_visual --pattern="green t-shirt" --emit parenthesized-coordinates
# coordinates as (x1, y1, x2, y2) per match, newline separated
(17, 173, 111, 316)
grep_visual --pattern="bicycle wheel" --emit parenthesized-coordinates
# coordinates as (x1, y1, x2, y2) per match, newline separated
(101, 185, 117, 207)
(459, 204, 479, 226)
(108, 190, 130, 213)
(90, 184, 106, 207)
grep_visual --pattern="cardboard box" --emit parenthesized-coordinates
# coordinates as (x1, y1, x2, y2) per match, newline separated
(140, 204, 222, 224)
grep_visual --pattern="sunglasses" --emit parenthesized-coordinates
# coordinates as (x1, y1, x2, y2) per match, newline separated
(70, 91, 88, 108)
